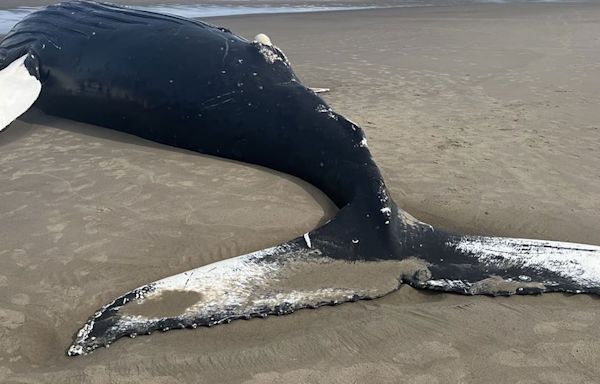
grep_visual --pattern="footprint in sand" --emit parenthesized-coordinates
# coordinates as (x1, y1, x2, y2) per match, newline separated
(0, 366, 12, 381)
(10, 293, 29, 306)
(0, 308, 25, 330)
(533, 321, 588, 335)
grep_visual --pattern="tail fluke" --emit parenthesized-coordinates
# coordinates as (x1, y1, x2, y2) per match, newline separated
(68, 237, 425, 356)
(420, 234, 600, 295)
(395, 208, 600, 296)
(0, 54, 42, 131)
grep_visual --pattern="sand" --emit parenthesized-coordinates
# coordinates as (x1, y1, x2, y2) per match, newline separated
(1, 2, 600, 383)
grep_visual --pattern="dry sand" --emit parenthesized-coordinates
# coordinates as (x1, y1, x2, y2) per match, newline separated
(1, 2, 600, 383)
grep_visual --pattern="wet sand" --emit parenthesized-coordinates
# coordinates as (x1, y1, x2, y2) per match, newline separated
(1, 2, 600, 383)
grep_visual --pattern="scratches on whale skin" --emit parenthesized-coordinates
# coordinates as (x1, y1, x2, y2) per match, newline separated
(24, 9, 114, 31)
(18, 18, 91, 38)
(65, 1, 190, 26)
(200, 91, 237, 107)
(221, 36, 230, 62)
(0, 37, 39, 52)
(1, 30, 63, 50)
(315, 104, 339, 121)
(202, 98, 234, 110)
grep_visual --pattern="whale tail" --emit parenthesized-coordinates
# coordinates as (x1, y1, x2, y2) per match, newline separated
(68, 205, 600, 356)
(0, 54, 42, 131)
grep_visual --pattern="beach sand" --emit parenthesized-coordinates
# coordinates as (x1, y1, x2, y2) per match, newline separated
(1, 2, 600, 383)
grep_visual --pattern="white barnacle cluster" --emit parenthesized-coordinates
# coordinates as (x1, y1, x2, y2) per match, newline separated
(377, 181, 392, 224)
(315, 104, 338, 120)
(67, 320, 95, 356)
(257, 45, 283, 64)
(380, 207, 392, 216)
(253, 33, 290, 66)
(316, 104, 329, 113)
(452, 236, 600, 286)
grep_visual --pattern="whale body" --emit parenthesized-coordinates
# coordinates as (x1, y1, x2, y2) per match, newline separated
(0, 1, 598, 356)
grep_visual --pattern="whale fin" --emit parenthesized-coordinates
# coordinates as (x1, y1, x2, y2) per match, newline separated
(0, 53, 42, 132)
(68, 237, 423, 356)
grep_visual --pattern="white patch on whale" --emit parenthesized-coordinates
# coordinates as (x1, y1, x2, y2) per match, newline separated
(0, 54, 42, 131)
(451, 236, 600, 285)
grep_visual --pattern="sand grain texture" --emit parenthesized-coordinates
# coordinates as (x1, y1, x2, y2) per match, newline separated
(1, 3, 600, 383)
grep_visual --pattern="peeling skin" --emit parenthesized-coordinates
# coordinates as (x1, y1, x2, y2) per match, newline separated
(120, 290, 204, 318)
(397, 257, 432, 283)
(424, 277, 545, 296)
(469, 276, 545, 295)
(275, 258, 422, 293)
(398, 208, 432, 229)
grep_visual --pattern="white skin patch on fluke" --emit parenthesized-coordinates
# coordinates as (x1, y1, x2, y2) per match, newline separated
(452, 236, 600, 286)
(426, 279, 471, 291)
(0, 54, 42, 131)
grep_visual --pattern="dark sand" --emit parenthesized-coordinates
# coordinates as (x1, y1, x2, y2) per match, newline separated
(1, 2, 600, 383)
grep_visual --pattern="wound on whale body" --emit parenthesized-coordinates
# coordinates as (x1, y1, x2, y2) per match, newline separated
(0, 1, 598, 356)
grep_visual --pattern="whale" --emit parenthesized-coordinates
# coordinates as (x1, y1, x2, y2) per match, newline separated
(0, 1, 599, 356)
